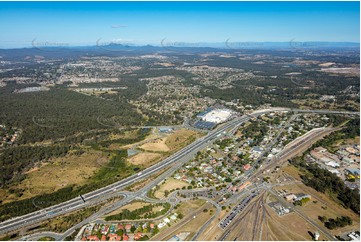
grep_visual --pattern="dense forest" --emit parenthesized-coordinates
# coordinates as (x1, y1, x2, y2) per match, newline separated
(0, 84, 145, 143)
(0, 145, 71, 187)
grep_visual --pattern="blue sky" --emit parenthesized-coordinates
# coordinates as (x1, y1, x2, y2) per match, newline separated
(0, 1, 359, 48)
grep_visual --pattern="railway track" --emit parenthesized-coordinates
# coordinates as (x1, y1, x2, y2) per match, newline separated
(219, 191, 266, 241)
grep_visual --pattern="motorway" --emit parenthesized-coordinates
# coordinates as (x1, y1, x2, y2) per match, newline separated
(0, 108, 358, 238)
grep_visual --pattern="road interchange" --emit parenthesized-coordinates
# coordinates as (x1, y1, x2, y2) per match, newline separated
(0, 107, 358, 238)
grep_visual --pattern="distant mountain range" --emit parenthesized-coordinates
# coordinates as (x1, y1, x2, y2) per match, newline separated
(0, 41, 359, 50)
(0, 41, 358, 61)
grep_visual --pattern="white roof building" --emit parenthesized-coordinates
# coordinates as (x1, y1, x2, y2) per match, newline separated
(326, 161, 340, 168)
(202, 109, 233, 123)
(158, 222, 166, 229)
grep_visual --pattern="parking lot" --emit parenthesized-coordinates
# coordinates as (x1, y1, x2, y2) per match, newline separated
(219, 192, 258, 229)
(193, 120, 217, 130)
(179, 187, 230, 200)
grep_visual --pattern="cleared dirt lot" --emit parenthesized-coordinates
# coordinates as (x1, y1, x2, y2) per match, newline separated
(104, 201, 152, 217)
(127, 152, 163, 167)
(165, 129, 200, 151)
(154, 178, 189, 199)
(140, 129, 200, 153)
(264, 210, 321, 241)
(140, 138, 170, 152)
(2, 151, 105, 203)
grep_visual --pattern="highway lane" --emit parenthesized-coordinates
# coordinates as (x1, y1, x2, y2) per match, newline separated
(57, 112, 288, 239)
(58, 152, 211, 240)
(59, 132, 235, 240)
(0, 112, 257, 234)
(1, 108, 358, 235)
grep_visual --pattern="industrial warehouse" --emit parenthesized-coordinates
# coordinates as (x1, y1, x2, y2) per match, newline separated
(193, 108, 234, 130)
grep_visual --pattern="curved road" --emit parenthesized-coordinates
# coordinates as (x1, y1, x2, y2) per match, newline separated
(0, 108, 358, 237)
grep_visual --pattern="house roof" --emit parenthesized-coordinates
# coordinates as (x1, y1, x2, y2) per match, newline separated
(346, 168, 360, 175)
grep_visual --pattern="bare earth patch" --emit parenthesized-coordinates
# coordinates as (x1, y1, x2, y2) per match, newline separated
(279, 166, 360, 236)
(104, 201, 152, 217)
(154, 178, 189, 199)
(127, 152, 163, 167)
(165, 129, 200, 151)
(140, 138, 170, 152)
(2, 151, 106, 203)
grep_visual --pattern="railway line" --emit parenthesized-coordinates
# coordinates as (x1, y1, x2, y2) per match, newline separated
(1, 108, 357, 239)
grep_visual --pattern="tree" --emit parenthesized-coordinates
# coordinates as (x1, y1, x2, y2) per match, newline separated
(318, 216, 327, 223)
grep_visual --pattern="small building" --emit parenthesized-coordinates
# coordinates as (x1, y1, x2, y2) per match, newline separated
(285, 194, 297, 201)
(343, 157, 354, 163)
(125, 224, 132, 233)
(349, 155, 360, 163)
(346, 147, 358, 154)
(348, 232, 360, 241)
(252, 146, 264, 154)
(328, 169, 340, 176)
(88, 235, 100, 241)
(314, 231, 320, 241)
(243, 164, 251, 171)
(346, 168, 360, 177)
(117, 224, 124, 231)
(134, 232, 143, 240)
(337, 149, 349, 156)
(101, 226, 109, 235)
(326, 161, 340, 168)
(159, 127, 174, 133)
(108, 234, 121, 241)
(314, 147, 327, 153)
(169, 235, 181, 241)
(295, 193, 311, 201)
(158, 222, 166, 229)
